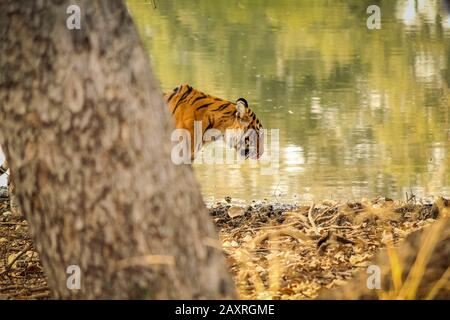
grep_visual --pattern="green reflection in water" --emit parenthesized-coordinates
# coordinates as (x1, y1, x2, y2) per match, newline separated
(128, 0, 450, 202)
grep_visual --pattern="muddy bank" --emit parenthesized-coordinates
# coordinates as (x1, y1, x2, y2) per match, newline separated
(0, 187, 448, 299)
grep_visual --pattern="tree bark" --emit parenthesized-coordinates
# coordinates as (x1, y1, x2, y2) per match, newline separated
(0, 0, 236, 299)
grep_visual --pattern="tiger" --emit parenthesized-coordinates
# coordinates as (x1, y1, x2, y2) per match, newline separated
(164, 84, 264, 160)
(0, 85, 264, 180)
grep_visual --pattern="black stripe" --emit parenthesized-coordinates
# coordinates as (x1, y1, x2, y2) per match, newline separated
(204, 122, 213, 132)
(196, 102, 214, 111)
(166, 90, 178, 103)
(179, 86, 193, 103)
(191, 93, 207, 104)
(213, 103, 231, 112)
(172, 86, 193, 114)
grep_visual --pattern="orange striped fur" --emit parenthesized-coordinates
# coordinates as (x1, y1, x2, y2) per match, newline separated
(164, 84, 263, 159)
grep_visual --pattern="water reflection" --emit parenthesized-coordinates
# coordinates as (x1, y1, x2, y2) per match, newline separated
(136, 1, 448, 201)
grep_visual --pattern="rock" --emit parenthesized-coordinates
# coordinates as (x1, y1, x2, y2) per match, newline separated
(2, 210, 11, 217)
(228, 206, 245, 218)
(25, 251, 37, 259)
(0, 187, 8, 199)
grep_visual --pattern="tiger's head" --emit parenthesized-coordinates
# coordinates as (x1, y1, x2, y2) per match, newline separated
(225, 97, 264, 160)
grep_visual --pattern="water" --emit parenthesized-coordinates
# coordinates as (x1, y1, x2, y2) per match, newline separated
(3, 1, 448, 203)
(127, 0, 450, 203)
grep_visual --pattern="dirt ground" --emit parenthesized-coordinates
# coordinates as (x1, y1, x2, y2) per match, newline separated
(214, 197, 444, 299)
(0, 187, 49, 299)
(0, 186, 445, 299)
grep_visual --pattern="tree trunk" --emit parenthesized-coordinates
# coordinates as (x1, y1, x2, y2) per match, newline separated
(0, 0, 236, 299)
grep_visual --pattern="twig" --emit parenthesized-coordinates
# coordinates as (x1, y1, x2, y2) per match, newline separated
(255, 220, 303, 231)
(26, 285, 50, 293)
(272, 180, 282, 204)
(0, 284, 22, 292)
(321, 212, 341, 227)
(308, 204, 320, 236)
(249, 227, 309, 248)
(0, 243, 32, 276)
(315, 205, 340, 225)
(0, 284, 49, 293)
(0, 221, 27, 226)
(27, 292, 50, 299)
(322, 225, 354, 231)
(314, 204, 338, 221)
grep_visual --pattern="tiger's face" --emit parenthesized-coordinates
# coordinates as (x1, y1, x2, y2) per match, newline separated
(227, 98, 264, 160)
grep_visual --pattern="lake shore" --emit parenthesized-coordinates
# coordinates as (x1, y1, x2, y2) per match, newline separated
(0, 187, 447, 299)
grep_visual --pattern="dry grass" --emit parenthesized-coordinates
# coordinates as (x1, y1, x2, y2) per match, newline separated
(378, 216, 449, 300)
(212, 197, 447, 299)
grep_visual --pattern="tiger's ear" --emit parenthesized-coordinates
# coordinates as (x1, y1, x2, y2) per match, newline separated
(236, 98, 248, 118)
